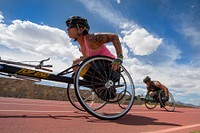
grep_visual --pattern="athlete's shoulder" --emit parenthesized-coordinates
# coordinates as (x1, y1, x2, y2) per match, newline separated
(153, 81, 161, 86)
(86, 33, 113, 44)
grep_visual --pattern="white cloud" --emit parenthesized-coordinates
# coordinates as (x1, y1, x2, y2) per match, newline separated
(78, 0, 162, 56)
(1, 20, 70, 56)
(123, 58, 153, 84)
(149, 66, 200, 96)
(0, 17, 81, 73)
(123, 28, 162, 55)
(77, 0, 132, 29)
(0, 12, 4, 23)
(181, 26, 200, 46)
(115, 0, 121, 4)
(1, 0, 200, 106)
(135, 87, 146, 96)
(176, 1, 200, 48)
(76, 0, 200, 105)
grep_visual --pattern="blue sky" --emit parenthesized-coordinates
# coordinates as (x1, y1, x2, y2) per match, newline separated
(0, 0, 200, 106)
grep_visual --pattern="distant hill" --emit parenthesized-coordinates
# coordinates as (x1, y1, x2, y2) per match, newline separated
(0, 77, 199, 108)
(175, 101, 199, 108)
(0, 77, 68, 101)
(0, 77, 145, 104)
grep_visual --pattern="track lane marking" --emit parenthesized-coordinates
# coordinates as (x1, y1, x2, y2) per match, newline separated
(0, 97, 69, 104)
(142, 123, 200, 133)
(0, 109, 75, 113)
(0, 102, 72, 108)
(0, 109, 172, 114)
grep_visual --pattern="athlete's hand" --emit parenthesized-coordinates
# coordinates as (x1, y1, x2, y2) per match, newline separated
(112, 58, 122, 71)
(162, 96, 169, 102)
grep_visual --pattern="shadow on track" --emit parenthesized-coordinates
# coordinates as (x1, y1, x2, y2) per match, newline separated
(132, 107, 184, 113)
(0, 113, 92, 121)
(114, 114, 182, 126)
(87, 114, 182, 126)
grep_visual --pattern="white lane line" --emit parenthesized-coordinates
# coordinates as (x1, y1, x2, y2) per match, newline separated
(0, 109, 75, 113)
(2, 101, 65, 104)
(0, 97, 69, 104)
(128, 111, 170, 114)
(141, 123, 200, 133)
(0, 102, 72, 108)
(129, 111, 200, 114)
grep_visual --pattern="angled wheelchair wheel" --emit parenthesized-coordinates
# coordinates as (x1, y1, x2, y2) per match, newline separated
(67, 83, 85, 111)
(118, 91, 132, 109)
(67, 83, 106, 112)
(158, 90, 176, 112)
(74, 56, 135, 120)
(144, 93, 158, 109)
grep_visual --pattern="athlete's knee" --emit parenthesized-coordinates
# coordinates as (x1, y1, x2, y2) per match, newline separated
(149, 91, 157, 97)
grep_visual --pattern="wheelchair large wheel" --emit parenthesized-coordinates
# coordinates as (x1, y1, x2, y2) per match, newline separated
(159, 90, 176, 112)
(74, 56, 135, 120)
(144, 93, 158, 109)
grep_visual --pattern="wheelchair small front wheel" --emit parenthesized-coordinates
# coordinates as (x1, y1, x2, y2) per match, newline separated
(144, 93, 158, 109)
(118, 91, 132, 109)
(67, 83, 85, 111)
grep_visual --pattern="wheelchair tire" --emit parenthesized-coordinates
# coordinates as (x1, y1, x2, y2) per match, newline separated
(67, 83, 85, 111)
(74, 56, 135, 120)
(144, 93, 158, 109)
(158, 90, 176, 112)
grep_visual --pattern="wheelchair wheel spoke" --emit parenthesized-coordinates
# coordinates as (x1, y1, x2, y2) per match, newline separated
(74, 56, 135, 120)
(145, 94, 158, 109)
(159, 90, 176, 112)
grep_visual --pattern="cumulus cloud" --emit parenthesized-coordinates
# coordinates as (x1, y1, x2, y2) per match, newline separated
(78, 0, 162, 56)
(1, 20, 77, 57)
(0, 14, 81, 72)
(75, 0, 200, 105)
(123, 28, 162, 55)
(1, 0, 200, 106)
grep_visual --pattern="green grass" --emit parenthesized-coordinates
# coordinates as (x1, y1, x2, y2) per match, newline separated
(191, 131, 200, 133)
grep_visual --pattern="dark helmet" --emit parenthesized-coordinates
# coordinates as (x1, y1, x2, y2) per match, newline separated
(66, 16, 90, 34)
(143, 76, 151, 83)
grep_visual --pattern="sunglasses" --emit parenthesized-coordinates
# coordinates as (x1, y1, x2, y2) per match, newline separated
(67, 23, 77, 29)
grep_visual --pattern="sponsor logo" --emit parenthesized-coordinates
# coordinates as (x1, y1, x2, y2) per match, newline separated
(16, 68, 50, 79)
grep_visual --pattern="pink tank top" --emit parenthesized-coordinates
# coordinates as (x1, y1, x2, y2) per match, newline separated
(80, 36, 115, 58)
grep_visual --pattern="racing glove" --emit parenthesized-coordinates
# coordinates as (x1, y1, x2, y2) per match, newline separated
(161, 96, 169, 102)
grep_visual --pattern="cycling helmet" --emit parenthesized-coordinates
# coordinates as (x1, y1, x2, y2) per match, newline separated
(143, 76, 151, 83)
(66, 16, 90, 34)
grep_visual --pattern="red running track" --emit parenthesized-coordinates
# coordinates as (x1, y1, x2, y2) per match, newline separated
(0, 97, 199, 133)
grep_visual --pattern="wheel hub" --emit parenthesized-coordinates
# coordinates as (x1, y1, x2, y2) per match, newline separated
(105, 80, 113, 88)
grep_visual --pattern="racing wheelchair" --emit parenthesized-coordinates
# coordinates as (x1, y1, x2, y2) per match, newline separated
(0, 56, 135, 120)
(144, 89, 176, 112)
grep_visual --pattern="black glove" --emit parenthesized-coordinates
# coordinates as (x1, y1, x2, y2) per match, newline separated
(112, 58, 123, 65)
(161, 96, 169, 102)
(112, 54, 123, 65)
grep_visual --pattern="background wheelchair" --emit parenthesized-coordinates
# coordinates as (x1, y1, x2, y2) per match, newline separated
(144, 89, 176, 112)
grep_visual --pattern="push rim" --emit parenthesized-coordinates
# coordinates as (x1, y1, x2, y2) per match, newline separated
(74, 56, 135, 120)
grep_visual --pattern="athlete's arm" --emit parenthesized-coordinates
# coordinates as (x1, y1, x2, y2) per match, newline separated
(87, 33, 123, 70)
(154, 81, 169, 97)
(86, 33, 123, 57)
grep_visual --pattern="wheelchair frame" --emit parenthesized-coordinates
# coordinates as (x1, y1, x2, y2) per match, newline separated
(0, 56, 135, 120)
(144, 89, 176, 112)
